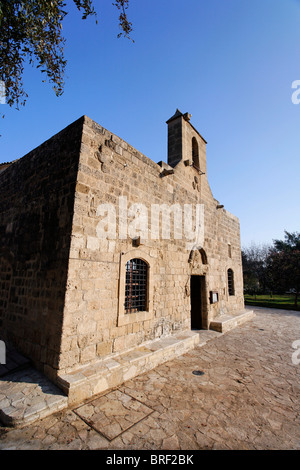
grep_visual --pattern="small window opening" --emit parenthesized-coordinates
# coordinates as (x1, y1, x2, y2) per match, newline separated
(125, 259, 148, 313)
(227, 269, 235, 296)
(192, 137, 200, 170)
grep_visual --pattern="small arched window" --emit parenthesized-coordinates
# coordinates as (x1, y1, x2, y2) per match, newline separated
(227, 269, 235, 296)
(125, 259, 148, 313)
(192, 137, 200, 170)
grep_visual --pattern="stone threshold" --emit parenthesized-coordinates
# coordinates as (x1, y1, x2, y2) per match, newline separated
(209, 309, 255, 333)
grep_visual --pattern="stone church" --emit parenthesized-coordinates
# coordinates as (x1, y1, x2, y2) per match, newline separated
(0, 110, 253, 404)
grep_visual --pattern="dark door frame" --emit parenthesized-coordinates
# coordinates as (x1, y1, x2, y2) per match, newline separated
(190, 274, 207, 330)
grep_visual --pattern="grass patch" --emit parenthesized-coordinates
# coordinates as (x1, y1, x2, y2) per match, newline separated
(244, 294, 300, 311)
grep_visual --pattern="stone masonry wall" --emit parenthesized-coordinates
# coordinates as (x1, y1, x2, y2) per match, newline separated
(0, 118, 83, 379)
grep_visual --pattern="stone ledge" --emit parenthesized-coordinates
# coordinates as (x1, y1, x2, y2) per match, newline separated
(57, 330, 204, 406)
(209, 309, 255, 333)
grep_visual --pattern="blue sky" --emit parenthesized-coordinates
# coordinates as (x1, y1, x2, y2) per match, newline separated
(1, 0, 300, 248)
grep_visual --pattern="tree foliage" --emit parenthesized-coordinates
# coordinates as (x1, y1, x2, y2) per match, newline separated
(267, 231, 300, 305)
(242, 243, 271, 295)
(0, 0, 133, 111)
(242, 231, 300, 305)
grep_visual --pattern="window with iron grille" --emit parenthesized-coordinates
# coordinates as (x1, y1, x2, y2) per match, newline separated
(227, 269, 235, 296)
(125, 259, 148, 313)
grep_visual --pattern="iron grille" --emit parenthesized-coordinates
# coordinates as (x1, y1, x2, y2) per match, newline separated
(125, 259, 148, 313)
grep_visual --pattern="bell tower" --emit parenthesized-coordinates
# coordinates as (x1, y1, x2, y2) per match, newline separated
(166, 109, 207, 174)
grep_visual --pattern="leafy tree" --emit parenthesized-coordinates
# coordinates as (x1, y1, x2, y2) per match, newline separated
(242, 243, 271, 295)
(0, 0, 133, 112)
(273, 230, 300, 252)
(267, 231, 300, 306)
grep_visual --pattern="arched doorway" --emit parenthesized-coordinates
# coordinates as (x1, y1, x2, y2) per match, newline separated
(188, 247, 208, 330)
(190, 275, 206, 329)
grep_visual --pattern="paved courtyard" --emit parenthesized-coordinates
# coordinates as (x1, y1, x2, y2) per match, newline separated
(0, 307, 299, 450)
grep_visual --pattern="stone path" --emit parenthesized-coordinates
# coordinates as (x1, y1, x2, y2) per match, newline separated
(0, 307, 299, 450)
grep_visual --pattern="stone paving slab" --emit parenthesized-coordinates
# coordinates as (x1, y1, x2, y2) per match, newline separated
(74, 389, 154, 440)
(0, 367, 68, 428)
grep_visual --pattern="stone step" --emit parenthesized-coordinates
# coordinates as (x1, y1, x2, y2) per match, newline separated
(209, 309, 255, 333)
(0, 366, 68, 428)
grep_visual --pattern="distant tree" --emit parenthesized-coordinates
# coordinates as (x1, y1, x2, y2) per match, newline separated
(267, 231, 300, 306)
(241, 250, 259, 296)
(0, 0, 133, 112)
(242, 243, 271, 295)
